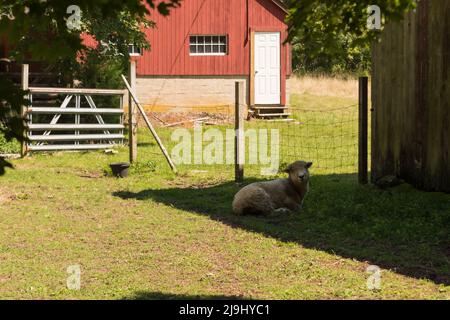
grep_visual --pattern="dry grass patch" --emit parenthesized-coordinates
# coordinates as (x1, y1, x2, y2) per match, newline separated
(0, 187, 14, 204)
(288, 75, 370, 100)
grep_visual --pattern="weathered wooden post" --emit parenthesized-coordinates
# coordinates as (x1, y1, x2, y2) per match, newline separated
(121, 75, 177, 174)
(128, 60, 138, 163)
(359, 76, 369, 184)
(20, 64, 29, 157)
(235, 81, 245, 183)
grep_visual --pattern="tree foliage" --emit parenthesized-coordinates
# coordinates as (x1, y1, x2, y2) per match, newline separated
(291, 29, 371, 76)
(285, 0, 416, 75)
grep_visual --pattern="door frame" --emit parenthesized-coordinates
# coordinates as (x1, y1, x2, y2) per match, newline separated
(249, 28, 283, 106)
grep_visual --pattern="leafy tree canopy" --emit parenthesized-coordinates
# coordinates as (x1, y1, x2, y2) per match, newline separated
(285, 0, 417, 75)
(0, 0, 181, 61)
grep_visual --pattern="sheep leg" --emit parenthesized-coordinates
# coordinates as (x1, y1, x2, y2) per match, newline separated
(283, 199, 302, 213)
(271, 207, 293, 216)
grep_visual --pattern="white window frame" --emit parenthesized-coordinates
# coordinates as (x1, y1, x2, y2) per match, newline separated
(128, 44, 142, 56)
(189, 35, 228, 56)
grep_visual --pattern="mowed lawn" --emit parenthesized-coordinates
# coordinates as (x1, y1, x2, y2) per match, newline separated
(0, 92, 449, 299)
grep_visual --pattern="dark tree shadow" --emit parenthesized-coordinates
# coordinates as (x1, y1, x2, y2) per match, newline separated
(137, 142, 156, 147)
(113, 173, 450, 285)
(124, 291, 246, 300)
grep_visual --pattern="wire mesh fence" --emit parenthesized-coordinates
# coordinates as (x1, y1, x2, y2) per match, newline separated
(132, 102, 360, 179)
(245, 104, 359, 177)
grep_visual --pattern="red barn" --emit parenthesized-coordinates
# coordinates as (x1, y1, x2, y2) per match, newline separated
(132, 0, 292, 112)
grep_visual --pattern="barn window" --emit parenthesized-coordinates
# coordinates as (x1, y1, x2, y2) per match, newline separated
(128, 45, 142, 56)
(189, 35, 228, 56)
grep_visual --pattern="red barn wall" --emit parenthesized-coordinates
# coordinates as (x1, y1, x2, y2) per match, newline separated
(134, 0, 290, 107)
(137, 0, 290, 77)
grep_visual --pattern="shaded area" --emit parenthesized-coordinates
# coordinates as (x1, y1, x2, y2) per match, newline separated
(124, 291, 245, 300)
(137, 142, 156, 147)
(372, 0, 450, 193)
(113, 173, 450, 285)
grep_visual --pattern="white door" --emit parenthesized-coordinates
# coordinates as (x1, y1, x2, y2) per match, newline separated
(254, 32, 281, 105)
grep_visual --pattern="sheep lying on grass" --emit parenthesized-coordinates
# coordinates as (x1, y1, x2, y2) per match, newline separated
(232, 161, 313, 216)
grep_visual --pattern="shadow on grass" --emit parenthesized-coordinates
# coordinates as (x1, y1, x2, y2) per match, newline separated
(124, 291, 245, 300)
(113, 173, 450, 285)
(137, 142, 157, 147)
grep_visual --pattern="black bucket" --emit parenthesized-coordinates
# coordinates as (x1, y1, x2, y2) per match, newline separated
(110, 162, 130, 178)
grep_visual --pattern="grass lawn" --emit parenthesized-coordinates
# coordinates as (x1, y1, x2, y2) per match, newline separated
(0, 92, 449, 299)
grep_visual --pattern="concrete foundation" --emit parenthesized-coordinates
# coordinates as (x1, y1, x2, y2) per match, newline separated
(134, 76, 249, 113)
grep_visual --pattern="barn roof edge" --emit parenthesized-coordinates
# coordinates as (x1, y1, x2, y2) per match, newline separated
(269, 0, 288, 14)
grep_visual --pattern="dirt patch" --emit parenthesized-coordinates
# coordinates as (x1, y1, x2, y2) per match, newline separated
(134, 111, 234, 129)
(0, 188, 14, 203)
(77, 170, 105, 179)
(166, 178, 226, 189)
(0, 194, 8, 203)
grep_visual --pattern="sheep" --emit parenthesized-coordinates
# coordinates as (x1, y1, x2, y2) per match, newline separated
(232, 161, 313, 216)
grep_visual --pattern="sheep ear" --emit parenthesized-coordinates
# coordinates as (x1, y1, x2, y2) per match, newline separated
(283, 164, 291, 173)
(306, 162, 313, 169)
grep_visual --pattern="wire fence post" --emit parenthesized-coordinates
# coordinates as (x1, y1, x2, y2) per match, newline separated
(121, 75, 178, 174)
(128, 60, 138, 163)
(21, 64, 29, 157)
(359, 76, 369, 184)
(235, 81, 245, 183)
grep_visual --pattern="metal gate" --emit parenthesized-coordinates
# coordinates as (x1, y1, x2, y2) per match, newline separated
(24, 87, 127, 153)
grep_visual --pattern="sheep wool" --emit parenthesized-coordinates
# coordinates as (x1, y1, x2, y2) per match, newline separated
(232, 161, 313, 216)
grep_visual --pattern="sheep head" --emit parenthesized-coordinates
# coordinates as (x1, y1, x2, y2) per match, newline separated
(284, 161, 313, 186)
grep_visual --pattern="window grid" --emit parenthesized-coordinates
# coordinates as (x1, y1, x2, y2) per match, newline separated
(189, 35, 228, 56)
(128, 45, 142, 56)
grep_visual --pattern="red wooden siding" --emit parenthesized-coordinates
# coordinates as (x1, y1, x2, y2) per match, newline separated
(137, 0, 290, 77)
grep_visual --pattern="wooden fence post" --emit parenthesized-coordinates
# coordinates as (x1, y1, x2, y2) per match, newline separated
(235, 81, 245, 183)
(21, 64, 29, 157)
(121, 75, 178, 174)
(128, 60, 138, 163)
(359, 76, 369, 184)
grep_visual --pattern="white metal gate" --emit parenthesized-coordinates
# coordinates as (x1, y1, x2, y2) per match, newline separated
(25, 87, 127, 152)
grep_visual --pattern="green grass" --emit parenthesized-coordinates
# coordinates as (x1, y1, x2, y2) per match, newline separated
(0, 93, 449, 300)
(0, 134, 20, 154)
